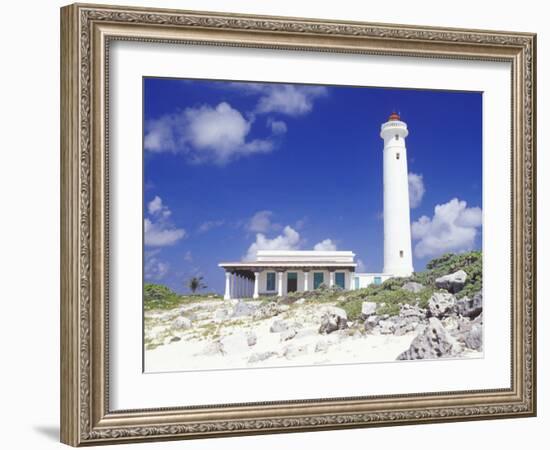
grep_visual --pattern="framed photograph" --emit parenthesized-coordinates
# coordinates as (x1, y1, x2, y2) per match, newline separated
(60, 3, 536, 446)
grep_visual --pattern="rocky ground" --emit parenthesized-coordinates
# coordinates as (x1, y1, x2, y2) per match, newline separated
(144, 265, 483, 372)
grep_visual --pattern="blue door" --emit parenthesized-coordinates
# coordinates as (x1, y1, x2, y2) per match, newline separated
(266, 272, 276, 291)
(313, 272, 324, 289)
(335, 272, 345, 289)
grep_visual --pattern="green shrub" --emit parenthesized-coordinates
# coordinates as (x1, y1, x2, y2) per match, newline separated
(144, 283, 182, 311)
(340, 298, 363, 321)
(413, 250, 482, 298)
(143, 283, 221, 310)
(340, 286, 436, 320)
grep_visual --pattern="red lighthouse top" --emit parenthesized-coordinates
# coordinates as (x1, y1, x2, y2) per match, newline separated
(388, 112, 401, 121)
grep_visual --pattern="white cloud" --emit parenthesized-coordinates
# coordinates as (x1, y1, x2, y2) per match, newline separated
(412, 198, 482, 258)
(356, 259, 366, 272)
(247, 210, 280, 233)
(197, 220, 225, 233)
(144, 102, 274, 165)
(144, 250, 169, 281)
(147, 195, 171, 218)
(144, 196, 186, 247)
(144, 219, 186, 247)
(244, 226, 301, 261)
(254, 85, 328, 116)
(184, 250, 193, 262)
(223, 82, 328, 117)
(313, 239, 337, 251)
(267, 118, 287, 135)
(408, 173, 425, 208)
(147, 196, 163, 214)
(144, 119, 177, 153)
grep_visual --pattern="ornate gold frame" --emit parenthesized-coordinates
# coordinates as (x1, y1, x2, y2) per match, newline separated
(60, 3, 536, 446)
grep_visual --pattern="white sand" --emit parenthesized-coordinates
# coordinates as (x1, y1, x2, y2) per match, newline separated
(144, 300, 423, 373)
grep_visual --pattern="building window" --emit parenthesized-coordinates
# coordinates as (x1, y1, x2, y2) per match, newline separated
(400, 250, 404, 258)
(266, 272, 276, 291)
(396, 152, 400, 160)
(335, 272, 345, 289)
(354, 277, 360, 290)
(374, 276, 382, 285)
(313, 272, 324, 289)
(395, 134, 399, 140)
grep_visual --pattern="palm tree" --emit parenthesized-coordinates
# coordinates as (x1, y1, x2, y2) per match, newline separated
(187, 276, 207, 294)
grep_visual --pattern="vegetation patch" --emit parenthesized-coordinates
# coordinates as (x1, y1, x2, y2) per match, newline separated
(412, 251, 482, 299)
(279, 251, 482, 320)
(144, 283, 222, 311)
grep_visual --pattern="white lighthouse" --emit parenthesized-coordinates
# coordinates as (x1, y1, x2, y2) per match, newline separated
(380, 112, 414, 277)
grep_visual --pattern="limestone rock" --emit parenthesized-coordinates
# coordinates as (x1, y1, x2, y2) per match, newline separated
(246, 331, 257, 347)
(378, 319, 395, 335)
(248, 351, 277, 363)
(232, 300, 257, 318)
(453, 320, 483, 351)
(435, 270, 468, 293)
(428, 292, 457, 319)
(402, 281, 424, 293)
(318, 307, 348, 334)
(283, 344, 308, 359)
(399, 304, 427, 319)
(213, 308, 230, 321)
(456, 291, 483, 318)
(464, 324, 483, 351)
(364, 315, 380, 332)
(280, 328, 297, 341)
(441, 315, 459, 331)
(361, 301, 377, 318)
(253, 302, 285, 320)
(171, 316, 192, 330)
(393, 317, 419, 336)
(270, 319, 290, 333)
(397, 317, 462, 360)
(220, 333, 249, 355)
(325, 306, 347, 320)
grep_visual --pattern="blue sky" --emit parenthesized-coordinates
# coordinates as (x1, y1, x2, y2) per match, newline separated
(143, 78, 482, 294)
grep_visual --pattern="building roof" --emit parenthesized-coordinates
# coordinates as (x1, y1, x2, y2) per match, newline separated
(256, 250, 354, 263)
(219, 250, 357, 271)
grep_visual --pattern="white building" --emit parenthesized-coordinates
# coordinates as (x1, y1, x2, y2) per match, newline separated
(218, 112, 414, 300)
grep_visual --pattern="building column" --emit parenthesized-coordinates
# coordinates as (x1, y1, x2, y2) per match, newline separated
(224, 272, 232, 300)
(277, 271, 284, 297)
(303, 271, 310, 292)
(329, 270, 335, 288)
(253, 272, 260, 299)
(348, 270, 355, 290)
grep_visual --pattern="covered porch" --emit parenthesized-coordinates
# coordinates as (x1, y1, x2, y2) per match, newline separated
(218, 263, 356, 300)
